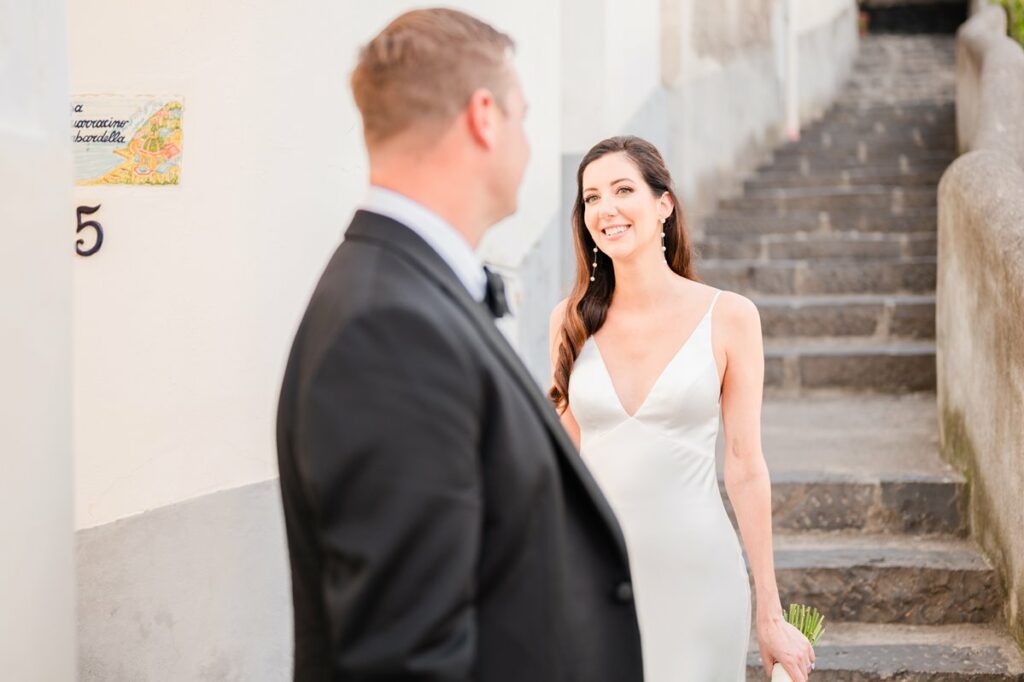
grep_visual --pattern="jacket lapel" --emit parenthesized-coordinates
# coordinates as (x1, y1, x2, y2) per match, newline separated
(345, 211, 629, 562)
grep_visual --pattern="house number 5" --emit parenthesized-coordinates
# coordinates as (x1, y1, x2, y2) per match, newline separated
(76, 205, 104, 257)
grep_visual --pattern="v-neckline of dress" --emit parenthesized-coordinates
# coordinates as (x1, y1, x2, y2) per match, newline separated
(588, 293, 718, 420)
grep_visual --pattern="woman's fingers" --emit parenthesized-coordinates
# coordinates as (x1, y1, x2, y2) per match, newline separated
(784, 652, 812, 682)
(782, 659, 808, 682)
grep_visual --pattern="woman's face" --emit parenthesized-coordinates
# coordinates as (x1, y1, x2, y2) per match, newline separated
(581, 152, 673, 263)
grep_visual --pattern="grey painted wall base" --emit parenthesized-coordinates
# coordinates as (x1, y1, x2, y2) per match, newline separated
(77, 479, 291, 681)
(506, 213, 568, 386)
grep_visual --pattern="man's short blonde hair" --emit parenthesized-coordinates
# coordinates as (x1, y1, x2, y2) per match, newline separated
(351, 8, 515, 145)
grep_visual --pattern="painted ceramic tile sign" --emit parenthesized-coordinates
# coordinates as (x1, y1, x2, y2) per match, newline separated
(72, 95, 183, 186)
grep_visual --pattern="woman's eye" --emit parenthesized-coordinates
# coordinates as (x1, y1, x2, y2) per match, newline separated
(617, 186, 633, 194)
(584, 195, 597, 204)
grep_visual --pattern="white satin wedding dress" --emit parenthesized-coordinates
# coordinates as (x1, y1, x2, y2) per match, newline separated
(569, 290, 751, 681)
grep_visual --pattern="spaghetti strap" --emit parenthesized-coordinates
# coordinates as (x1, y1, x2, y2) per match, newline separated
(705, 289, 722, 318)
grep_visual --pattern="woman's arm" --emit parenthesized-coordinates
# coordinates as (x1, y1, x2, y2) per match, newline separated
(717, 293, 814, 682)
(549, 299, 581, 450)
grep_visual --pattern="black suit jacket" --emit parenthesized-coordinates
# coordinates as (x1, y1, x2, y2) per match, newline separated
(276, 210, 643, 681)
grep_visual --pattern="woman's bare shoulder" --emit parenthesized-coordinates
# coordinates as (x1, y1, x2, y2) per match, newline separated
(679, 281, 757, 319)
(549, 297, 570, 340)
(550, 297, 569, 319)
(707, 288, 761, 334)
(550, 297, 570, 327)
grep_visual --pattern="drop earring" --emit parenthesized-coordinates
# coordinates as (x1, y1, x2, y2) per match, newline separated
(660, 218, 667, 255)
(590, 246, 598, 282)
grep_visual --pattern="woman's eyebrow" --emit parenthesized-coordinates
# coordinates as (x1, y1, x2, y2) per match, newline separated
(583, 178, 633, 192)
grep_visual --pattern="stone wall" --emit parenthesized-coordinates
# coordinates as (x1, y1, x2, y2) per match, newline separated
(937, 3, 1024, 647)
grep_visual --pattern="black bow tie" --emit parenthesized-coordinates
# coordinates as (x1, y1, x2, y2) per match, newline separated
(483, 266, 510, 319)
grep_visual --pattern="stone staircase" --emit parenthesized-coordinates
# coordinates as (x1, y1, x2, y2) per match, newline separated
(701, 34, 1024, 680)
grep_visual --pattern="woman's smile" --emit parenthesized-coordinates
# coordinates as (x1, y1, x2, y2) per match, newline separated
(601, 223, 632, 240)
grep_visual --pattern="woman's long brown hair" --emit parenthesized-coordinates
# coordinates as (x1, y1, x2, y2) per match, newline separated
(549, 136, 698, 414)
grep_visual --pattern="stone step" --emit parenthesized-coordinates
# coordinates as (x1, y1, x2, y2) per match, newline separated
(703, 207, 936, 235)
(699, 257, 936, 296)
(852, 55, 956, 65)
(818, 103, 955, 129)
(764, 338, 936, 393)
(844, 71, 956, 86)
(768, 471, 964, 535)
(853, 38, 952, 57)
(800, 120, 956, 144)
(847, 64, 957, 79)
(804, 119, 956, 142)
(774, 134, 956, 159)
(842, 86, 955, 103)
(745, 623, 1024, 681)
(853, 51, 957, 63)
(848, 68, 957, 83)
(802, 114, 953, 134)
(849, 65, 957, 81)
(720, 186, 936, 213)
(803, 110, 954, 132)
(696, 231, 936, 260)
(770, 533, 1002, 625)
(703, 207, 937, 235)
(722, 470, 965, 535)
(852, 62, 956, 74)
(745, 164, 946, 190)
(754, 394, 947, 476)
(828, 99, 954, 116)
(766, 148, 955, 172)
(755, 293, 935, 340)
(719, 396, 964, 532)
(834, 94, 955, 109)
(848, 64, 956, 76)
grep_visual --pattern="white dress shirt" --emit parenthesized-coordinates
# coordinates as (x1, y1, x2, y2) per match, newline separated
(358, 186, 487, 303)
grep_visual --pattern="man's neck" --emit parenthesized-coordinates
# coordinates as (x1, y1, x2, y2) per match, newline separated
(376, 177, 490, 248)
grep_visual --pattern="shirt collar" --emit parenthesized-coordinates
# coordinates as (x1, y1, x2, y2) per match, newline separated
(358, 186, 487, 303)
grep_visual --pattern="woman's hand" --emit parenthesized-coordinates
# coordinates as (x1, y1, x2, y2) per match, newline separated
(757, 614, 816, 681)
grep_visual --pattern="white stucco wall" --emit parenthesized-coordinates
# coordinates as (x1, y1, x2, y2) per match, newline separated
(666, 0, 852, 85)
(561, 0, 662, 154)
(1, 1, 77, 679)
(659, 0, 857, 221)
(795, 0, 855, 33)
(70, 0, 562, 530)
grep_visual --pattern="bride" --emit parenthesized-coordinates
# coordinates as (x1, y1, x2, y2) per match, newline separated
(548, 136, 815, 681)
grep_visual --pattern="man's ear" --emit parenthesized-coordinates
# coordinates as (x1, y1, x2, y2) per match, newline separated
(466, 88, 498, 150)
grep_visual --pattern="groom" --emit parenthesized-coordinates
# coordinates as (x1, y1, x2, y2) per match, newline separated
(276, 8, 643, 681)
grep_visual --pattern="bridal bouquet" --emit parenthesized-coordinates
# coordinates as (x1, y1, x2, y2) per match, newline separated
(772, 604, 825, 681)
